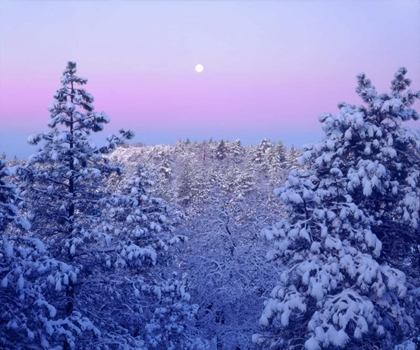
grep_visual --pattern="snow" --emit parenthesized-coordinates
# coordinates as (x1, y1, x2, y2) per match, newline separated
(311, 281, 324, 300)
(251, 67, 420, 350)
(17, 275, 24, 290)
(305, 337, 321, 350)
(47, 304, 57, 318)
(395, 341, 417, 350)
(55, 278, 62, 291)
(1, 276, 8, 288)
(362, 177, 372, 196)
(299, 227, 311, 242)
(327, 327, 349, 347)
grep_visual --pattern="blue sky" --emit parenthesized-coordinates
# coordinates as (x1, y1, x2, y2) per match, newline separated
(0, 0, 419, 158)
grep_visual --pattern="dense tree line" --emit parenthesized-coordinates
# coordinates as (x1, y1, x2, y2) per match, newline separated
(108, 138, 298, 349)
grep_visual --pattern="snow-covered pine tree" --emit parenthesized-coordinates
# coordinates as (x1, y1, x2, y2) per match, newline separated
(275, 141, 287, 165)
(21, 61, 133, 256)
(215, 139, 229, 160)
(18, 62, 148, 348)
(176, 156, 210, 210)
(253, 138, 272, 164)
(230, 139, 246, 160)
(266, 141, 288, 186)
(0, 161, 25, 232)
(100, 164, 204, 349)
(157, 149, 173, 179)
(8, 155, 25, 167)
(286, 145, 302, 169)
(300, 68, 420, 275)
(255, 68, 420, 350)
(1, 160, 95, 348)
(221, 165, 254, 200)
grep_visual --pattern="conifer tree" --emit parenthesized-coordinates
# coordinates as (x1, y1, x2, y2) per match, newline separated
(215, 139, 229, 160)
(19, 62, 206, 349)
(255, 68, 420, 350)
(230, 139, 246, 162)
(84, 164, 201, 349)
(1, 160, 92, 348)
(287, 145, 301, 169)
(21, 61, 133, 258)
(17, 62, 157, 348)
(253, 139, 272, 164)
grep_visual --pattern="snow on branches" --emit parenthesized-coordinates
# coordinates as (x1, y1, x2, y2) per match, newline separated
(16, 62, 202, 349)
(256, 68, 420, 350)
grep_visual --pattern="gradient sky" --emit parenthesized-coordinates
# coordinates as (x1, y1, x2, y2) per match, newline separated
(1, 0, 419, 158)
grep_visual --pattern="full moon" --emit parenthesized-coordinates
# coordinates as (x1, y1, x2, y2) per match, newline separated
(195, 64, 204, 73)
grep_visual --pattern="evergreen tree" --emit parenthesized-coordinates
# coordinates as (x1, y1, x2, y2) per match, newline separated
(90, 165, 200, 349)
(0, 160, 28, 236)
(17, 62, 161, 348)
(215, 139, 229, 160)
(160, 158, 172, 179)
(176, 156, 209, 210)
(253, 139, 272, 164)
(221, 165, 254, 200)
(286, 145, 302, 169)
(275, 141, 287, 164)
(21, 61, 133, 256)
(1, 160, 92, 348)
(266, 141, 288, 185)
(230, 139, 246, 162)
(255, 68, 420, 350)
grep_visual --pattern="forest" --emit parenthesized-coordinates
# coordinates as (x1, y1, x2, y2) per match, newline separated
(1, 62, 420, 350)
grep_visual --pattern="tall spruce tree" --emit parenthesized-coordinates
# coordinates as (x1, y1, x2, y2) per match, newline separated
(255, 68, 420, 350)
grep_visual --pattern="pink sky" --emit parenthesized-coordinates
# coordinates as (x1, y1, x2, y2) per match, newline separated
(0, 0, 419, 157)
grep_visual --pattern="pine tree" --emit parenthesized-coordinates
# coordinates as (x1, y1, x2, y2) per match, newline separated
(18, 62, 149, 348)
(253, 139, 272, 164)
(1, 160, 92, 348)
(266, 141, 288, 185)
(0, 160, 28, 236)
(176, 156, 209, 210)
(302, 68, 420, 275)
(89, 164, 200, 349)
(255, 68, 420, 350)
(286, 145, 302, 169)
(21, 61, 133, 256)
(160, 158, 172, 179)
(215, 139, 229, 160)
(275, 141, 287, 164)
(221, 165, 254, 200)
(230, 139, 246, 162)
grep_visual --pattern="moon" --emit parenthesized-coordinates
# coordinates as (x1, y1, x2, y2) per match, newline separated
(195, 64, 204, 73)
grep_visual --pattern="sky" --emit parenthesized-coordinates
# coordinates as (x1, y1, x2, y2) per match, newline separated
(0, 0, 419, 158)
